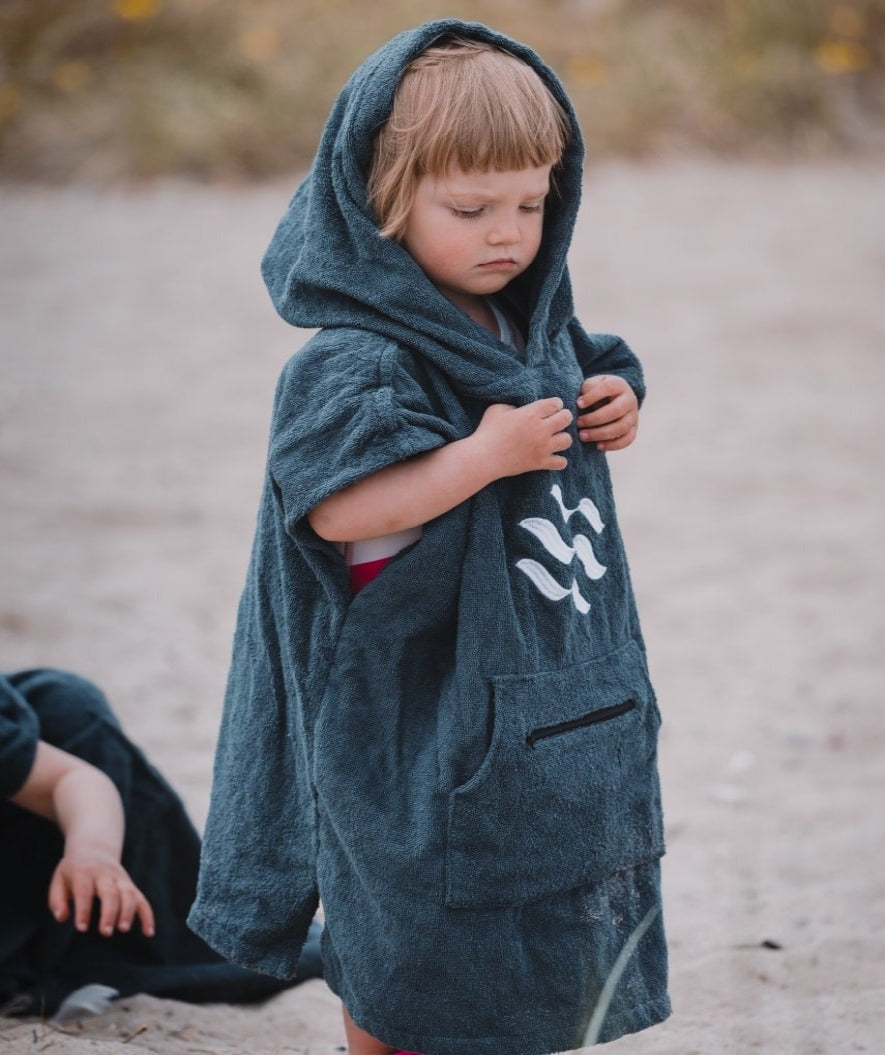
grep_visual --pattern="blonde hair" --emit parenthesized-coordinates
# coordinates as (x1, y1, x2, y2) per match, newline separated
(368, 38, 570, 240)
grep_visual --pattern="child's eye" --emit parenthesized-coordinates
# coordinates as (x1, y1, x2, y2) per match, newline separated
(520, 202, 544, 214)
(451, 207, 484, 220)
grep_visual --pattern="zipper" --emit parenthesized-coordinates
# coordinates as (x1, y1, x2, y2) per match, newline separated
(526, 700, 636, 748)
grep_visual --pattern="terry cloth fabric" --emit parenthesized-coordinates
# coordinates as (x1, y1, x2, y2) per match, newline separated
(343, 300, 518, 597)
(0, 669, 322, 1016)
(189, 18, 669, 1055)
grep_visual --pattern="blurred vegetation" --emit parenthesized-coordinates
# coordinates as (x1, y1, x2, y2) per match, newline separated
(1, 0, 883, 182)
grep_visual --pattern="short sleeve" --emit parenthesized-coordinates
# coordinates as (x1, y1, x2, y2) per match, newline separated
(0, 675, 40, 799)
(268, 331, 458, 533)
(568, 321, 646, 407)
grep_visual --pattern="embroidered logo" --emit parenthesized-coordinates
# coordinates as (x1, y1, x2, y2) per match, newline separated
(516, 484, 607, 615)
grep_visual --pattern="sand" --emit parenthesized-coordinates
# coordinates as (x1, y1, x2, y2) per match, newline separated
(1, 159, 884, 1053)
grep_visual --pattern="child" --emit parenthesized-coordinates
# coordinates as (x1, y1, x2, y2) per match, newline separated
(1, 668, 320, 1015)
(3, 672, 156, 946)
(189, 20, 669, 1055)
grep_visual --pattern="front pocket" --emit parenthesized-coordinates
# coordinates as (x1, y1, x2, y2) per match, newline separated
(445, 639, 664, 910)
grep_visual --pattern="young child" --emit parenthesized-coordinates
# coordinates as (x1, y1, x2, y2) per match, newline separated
(189, 20, 669, 1055)
(1, 668, 320, 1015)
(3, 673, 156, 946)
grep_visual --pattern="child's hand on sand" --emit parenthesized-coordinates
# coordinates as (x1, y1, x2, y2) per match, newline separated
(576, 375, 639, 451)
(474, 397, 573, 476)
(49, 840, 155, 937)
(9, 740, 157, 940)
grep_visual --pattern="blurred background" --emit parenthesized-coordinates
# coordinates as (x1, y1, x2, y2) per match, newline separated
(2, 5, 885, 1053)
(1, 0, 884, 182)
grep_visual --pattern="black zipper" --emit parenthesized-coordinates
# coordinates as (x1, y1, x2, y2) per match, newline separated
(526, 700, 636, 748)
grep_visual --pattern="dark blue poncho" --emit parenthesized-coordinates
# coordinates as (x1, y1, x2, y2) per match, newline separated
(189, 19, 669, 1053)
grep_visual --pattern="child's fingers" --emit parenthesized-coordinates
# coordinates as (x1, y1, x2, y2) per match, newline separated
(532, 395, 565, 416)
(95, 878, 121, 936)
(48, 867, 71, 923)
(135, 894, 156, 937)
(577, 376, 639, 446)
(524, 402, 572, 433)
(579, 414, 633, 444)
(551, 428, 573, 453)
(116, 884, 154, 936)
(597, 425, 638, 452)
(548, 407, 574, 433)
(517, 400, 572, 435)
(576, 394, 627, 429)
(71, 874, 97, 932)
(115, 885, 140, 933)
(577, 374, 627, 408)
(47, 860, 154, 937)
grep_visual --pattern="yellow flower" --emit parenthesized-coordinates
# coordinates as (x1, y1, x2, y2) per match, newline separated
(52, 61, 93, 94)
(815, 39, 871, 73)
(566, 54, 608, 87)
(112, 0, 162, 22)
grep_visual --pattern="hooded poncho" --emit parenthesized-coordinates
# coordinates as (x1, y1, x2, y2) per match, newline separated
(189, 19, 669, 1054)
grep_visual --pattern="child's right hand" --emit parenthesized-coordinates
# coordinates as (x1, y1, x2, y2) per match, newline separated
(10, 739, 157, 940)
(308, 397, 572, 543)
(474, 398, 573, 478)
(49, 841, 156, 938)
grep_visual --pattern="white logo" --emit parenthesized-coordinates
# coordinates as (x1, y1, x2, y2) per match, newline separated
(516, 484, 607, 615)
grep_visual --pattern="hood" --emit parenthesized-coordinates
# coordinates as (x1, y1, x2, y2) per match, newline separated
(261, 19, 585, 396)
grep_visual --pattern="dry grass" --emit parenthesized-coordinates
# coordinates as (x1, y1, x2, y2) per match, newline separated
(1, 0, 883, 182)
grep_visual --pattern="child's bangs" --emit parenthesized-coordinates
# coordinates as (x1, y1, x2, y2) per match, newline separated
(411, 44, 569, 176)
(421, 92, 566, 176)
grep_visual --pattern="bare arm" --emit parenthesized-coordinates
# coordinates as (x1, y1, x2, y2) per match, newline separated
(10, 741, 155, 937)
(309, 397, 573, 543)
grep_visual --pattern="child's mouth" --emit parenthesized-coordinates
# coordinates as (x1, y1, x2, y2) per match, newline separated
(479, 258, 518, 271)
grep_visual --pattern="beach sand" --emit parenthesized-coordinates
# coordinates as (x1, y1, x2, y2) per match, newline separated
(1, 159, 883, 1053)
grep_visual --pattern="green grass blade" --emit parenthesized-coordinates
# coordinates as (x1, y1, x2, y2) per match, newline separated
(579, 903, 660, 1048)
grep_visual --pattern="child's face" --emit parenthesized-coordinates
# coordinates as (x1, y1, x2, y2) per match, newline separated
(401, 165, 552, 323)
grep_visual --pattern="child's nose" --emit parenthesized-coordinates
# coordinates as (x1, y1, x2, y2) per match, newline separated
(488, 215, 521, 245)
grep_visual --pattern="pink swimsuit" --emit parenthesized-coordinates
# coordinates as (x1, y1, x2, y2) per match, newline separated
(343, 526, 423, 594)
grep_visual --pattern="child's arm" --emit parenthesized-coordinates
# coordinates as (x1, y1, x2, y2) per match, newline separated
(575, 374, 639, 452)
(9, 740, 155, 938)
(309, 397, 573, 543)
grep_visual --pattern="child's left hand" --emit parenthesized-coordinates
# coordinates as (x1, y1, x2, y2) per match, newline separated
(576, 375, 639, 452)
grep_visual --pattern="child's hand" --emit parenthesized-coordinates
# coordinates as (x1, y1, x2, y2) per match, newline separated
(49, 840, 155, 938)
(475, 398, 573, 477)
(576, 375, 639, 452)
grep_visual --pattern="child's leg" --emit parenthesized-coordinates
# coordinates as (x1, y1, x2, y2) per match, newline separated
(341, 1003, 398, 1055)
